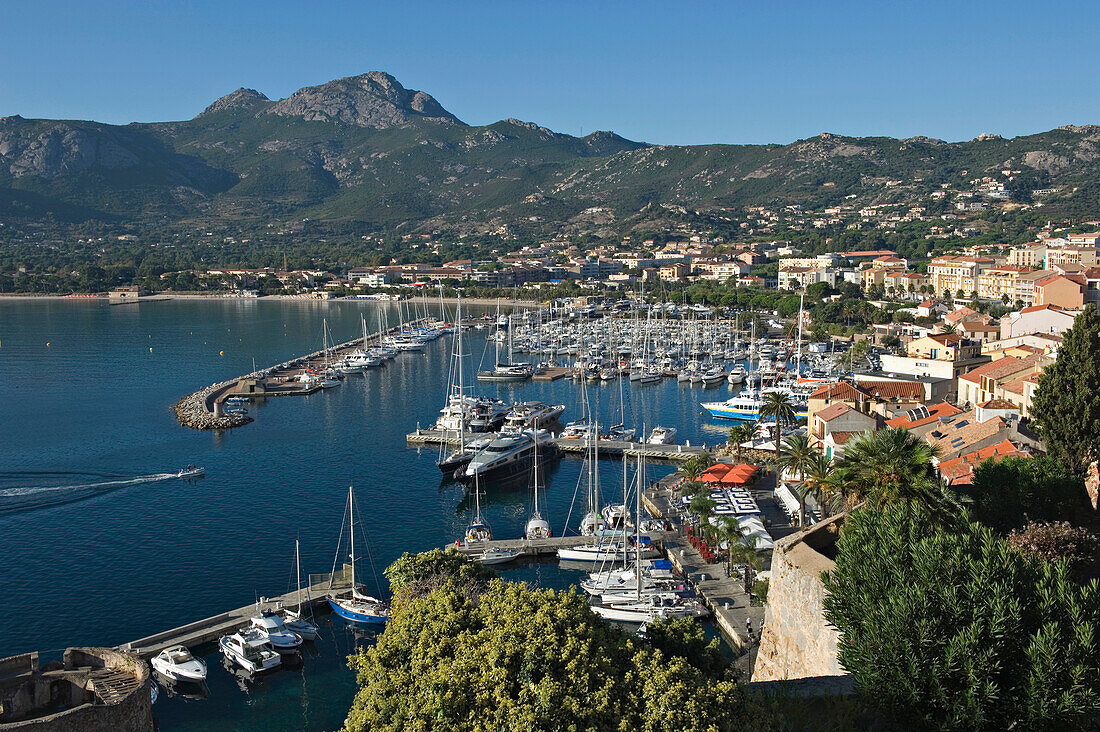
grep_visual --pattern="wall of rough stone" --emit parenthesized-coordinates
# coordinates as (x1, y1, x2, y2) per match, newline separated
(752, 515, 847, 683)
(0, 648, 152, 732)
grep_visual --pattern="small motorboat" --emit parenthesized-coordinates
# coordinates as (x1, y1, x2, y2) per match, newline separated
(218, 629, 281, 674)
(150, 645, 207, 682)
(282, 611, 319, 642)
(647, 426, 677, 445)
(471, 548, 521, 565)
(249, 611, 303, 652)
(177, 465, 205, 479)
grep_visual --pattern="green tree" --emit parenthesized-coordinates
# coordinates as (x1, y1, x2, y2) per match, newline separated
(383, 548, 496, 601)
(824, 503, 1100, 731)
(727, 422, 755, 461)
(958, 456, 1089, 532)
(344, 575, 750, 732)
(759, 390, 798, 450)
(775, 434, 817, 526)
(832, 428, 948, 515)
(1031, 305, 1100, 473)
(689, 493, 718, 543)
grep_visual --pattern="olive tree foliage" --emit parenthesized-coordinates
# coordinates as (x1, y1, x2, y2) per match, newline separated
(823, 504, 1100, 731)
(346, 553, 760, 732)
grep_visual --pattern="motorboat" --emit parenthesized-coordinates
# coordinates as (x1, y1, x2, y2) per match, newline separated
(456, 432, 555, 485)
(701, 390, 807, 422)
(249, 611, 303, 652)
(218, 629, 281, 674)
(466, 400, 511, 432)
(176, 465, 204, 479)
(560, 420, 594, 439)
(727, 365, 746, 385)
(556, 537, 659, 563)
(591, 592, 709, 623)
(470, 548, 521, 565)
(476, 363, 533, 382)
(500, 401, 566, 432)
(647, 426, 677, 445)
(150, 645, 207, 682)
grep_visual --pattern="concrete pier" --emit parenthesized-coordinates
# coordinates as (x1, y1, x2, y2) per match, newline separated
(118, 580, 347, 659)
(174, 317, 434, 430)
(407, 429, 710, 463)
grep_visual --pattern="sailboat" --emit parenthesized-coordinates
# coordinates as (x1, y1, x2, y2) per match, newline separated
(524, 420, 552, 540)
(282, 539, 319, 641)
(328, 486, 391, 624)
(591, 448, 708, 623)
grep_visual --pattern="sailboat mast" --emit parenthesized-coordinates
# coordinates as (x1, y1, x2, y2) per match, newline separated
(296, 538, 303, 613)
(348, 486, 356, 591)
(796, 293, 805, 375)
(635, 439, 643, 600)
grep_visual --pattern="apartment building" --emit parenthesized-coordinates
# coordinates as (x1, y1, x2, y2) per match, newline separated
(928, 256, 996, 296)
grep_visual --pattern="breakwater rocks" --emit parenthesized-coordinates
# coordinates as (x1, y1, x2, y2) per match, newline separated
(174, 380, 253, 430)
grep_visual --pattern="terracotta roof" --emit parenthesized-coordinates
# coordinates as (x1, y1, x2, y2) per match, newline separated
(885, 401, 963, 429)
(857, 380, 924, 400)
(809, 381, 868, 401)
(958, 354, 1042, 386)
(816, 403, 855, 422)
(926, 414, 1007, 456)
(938, 439, 1028, 485)
(1020, 303, 1065, 314)
(945, 307, 980, 324)
(827, 431, 858, 445)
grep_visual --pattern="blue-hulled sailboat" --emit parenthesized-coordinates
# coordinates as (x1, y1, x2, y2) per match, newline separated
(328, 486, 391, 624)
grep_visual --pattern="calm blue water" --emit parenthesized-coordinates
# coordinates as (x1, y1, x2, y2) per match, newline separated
(0, 300, 735, 730)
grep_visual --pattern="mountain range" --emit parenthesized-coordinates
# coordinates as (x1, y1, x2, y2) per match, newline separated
(2, 71, 1099, 236)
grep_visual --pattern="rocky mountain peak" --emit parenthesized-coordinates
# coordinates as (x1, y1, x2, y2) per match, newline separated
(200, 88, 271, 116)
(267, 72, 464, 129)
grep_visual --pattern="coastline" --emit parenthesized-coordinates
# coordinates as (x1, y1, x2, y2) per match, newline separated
(0, 293, 540, 307)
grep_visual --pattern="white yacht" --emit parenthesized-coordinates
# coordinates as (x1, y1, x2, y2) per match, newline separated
(470, 547, 521, 565)
(591, 592, 709, 623)
(647, 426, 677, 445)
(249, 611, 303, 652)
(218, 629, 281, 674)
(150, 645, 207, 682)
(500, 401, 566, 432)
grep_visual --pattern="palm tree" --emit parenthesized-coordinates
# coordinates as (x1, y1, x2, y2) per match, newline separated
(728, 535, 764, 595)
(833, 428, 944, 513)
(727, 423, 755, 461)
(940, 323, 957, 335)
(689, 494, 718, 543)
(801, 452, 837, 517)
(775, 434, 817, 526)
(716, 516, 743, 577)
(759, 391, 798, 452)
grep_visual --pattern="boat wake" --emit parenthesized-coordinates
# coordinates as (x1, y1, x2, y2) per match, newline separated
(0, 472, 181, 514)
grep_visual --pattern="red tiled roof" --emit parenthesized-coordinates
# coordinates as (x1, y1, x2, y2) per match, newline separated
(857, 381, 924, 400)
(958, 355, 1042, 386)
(816, 403, 854, 422)
(1020, 303, 1068, 314)
(827, 431, 858, 445)
(938, 439, 1028, 485)
(809, 381, 868, 401)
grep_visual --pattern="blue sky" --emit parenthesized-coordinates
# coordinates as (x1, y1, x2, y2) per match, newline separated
(2, 0, 1098, 145)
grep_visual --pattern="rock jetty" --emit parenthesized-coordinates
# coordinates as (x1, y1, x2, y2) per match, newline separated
(174, 379, 252, 430)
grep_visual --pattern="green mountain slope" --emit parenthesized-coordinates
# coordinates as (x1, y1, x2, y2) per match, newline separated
(2, 71, 1099, 233)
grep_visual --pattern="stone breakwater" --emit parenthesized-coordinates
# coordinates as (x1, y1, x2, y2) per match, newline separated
(172, 325, 416, 431)
(174, 379, 254, 430)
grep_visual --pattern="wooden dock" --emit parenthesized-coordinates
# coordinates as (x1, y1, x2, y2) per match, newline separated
(407, 429, 709, 463)
(532, 367, 573, 382)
